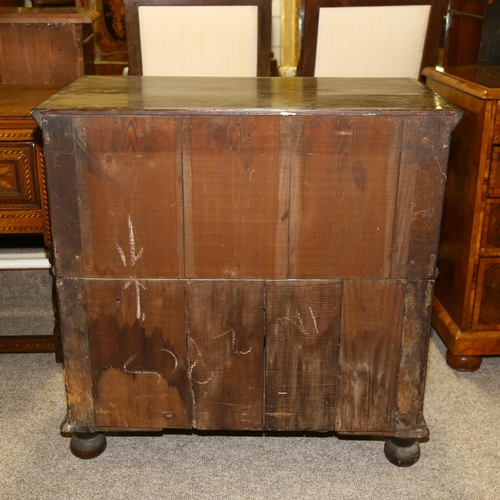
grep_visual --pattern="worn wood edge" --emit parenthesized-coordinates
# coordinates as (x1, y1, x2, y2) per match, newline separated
(0, 335, 55, 353)
(57, 278, 96, 431)
(395, 280, 433, 433)
(0, 8, 100, 24)
(337, 417, 428, 439)
(432, 297, 500, 355)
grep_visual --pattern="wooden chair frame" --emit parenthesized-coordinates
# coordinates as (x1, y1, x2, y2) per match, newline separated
(297, 0, 448, 78)
(124, 0, 272, 76)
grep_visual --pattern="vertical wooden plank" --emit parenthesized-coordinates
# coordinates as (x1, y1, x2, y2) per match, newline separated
(186, 280, 264, 430)
(406, 114, 457, 280)
(36, 114, 83, 277)
(336, 279, 404, 433)
(389, 117, 421, 278)
(395, 280, 433, 435)
(56, 278, 95, 431)
(264, 280, 342, 431)
(289, 116, 402, 279)
(86, 279, 189, 429)
(74, 115, 184, 279)
(183, 116, 290, 279)
(0, 24, 84, 85)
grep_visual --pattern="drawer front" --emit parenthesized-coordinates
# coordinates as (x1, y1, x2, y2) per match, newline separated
(0, 141, 40, 207)
(488, 146, 500, 197)
(481, 200, 500, 254)
(473, 257, 500, 330)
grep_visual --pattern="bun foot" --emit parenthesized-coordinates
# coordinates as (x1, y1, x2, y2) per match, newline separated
(70, 433, 106, 459)
(384, 437, 420, 467)
(446, 349, 482, 372)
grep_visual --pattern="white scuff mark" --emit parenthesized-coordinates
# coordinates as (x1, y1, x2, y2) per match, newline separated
(116, 214, 144, 268)
(156, 348, 179, 371)
(120, 356, 163, 382)
(280, 111, 296, 116)
(128, 215, 144, 266)
(278, 392, 287, 395)
(116, 215, 146, 321)
(281, 311, 308, 335)
(123, 353, 138, 369)
(212, 328, 252, 355)
(249, 169, 256, 181)
(116, 243, 127, 267)
(308, 306, 319, 334)
(192, 372, 215, 385)
(123, 279, 146, 319)
(188, 338, 215, 386)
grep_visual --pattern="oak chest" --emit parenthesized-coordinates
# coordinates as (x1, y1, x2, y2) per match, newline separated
(34, 76, 460, 465)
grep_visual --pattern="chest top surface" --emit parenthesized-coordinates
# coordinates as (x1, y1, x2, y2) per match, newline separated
(33, 75, 458, 117)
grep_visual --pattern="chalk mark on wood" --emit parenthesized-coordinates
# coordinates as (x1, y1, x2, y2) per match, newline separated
(212, 328, 252, 355)
(116, 215, 146, 320)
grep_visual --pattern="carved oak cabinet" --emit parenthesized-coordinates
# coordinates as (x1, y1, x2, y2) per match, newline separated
(33, 76, 459, 465)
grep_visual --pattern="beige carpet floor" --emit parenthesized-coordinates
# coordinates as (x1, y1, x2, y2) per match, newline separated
(1, 269, 499, 499)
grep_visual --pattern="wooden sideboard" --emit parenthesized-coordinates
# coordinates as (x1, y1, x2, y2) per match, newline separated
(0, 86, 62, 244)
(34, 76, 459, 465)
(423, 66, 500, 371)
(0, 8, 99, 85)
(0, 85, 63, 360)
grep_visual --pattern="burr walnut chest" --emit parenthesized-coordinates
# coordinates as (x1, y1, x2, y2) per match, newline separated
(423, 66, 500, 371)
(33, 76, 459, 465)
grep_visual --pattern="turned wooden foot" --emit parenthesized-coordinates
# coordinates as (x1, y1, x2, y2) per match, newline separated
(384, 437, 420, 467)
(70, 433, 106, 459)
(446, 349, 482, 372)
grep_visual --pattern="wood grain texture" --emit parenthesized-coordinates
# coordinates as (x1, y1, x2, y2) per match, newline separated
(289, 116, 402, 279)
(424, 74, 492, 331)
(73, 115, 184, 279)
(0, 86, 61, 241)
(481, 201, 500, 253)
(406, 114, 459, 280)
(56, 278, 95, 432)
(336, 279, 404, 433)
(183, 116, 290, 279)
(433, 296, 500, 355)
(264, 280, 342, 431)
(0, 13, 93, 85)
(86, 279, 189, 429)
(32, 76, 458, 114)
(473, 258, 500, 330)
(395, 280, 433, 435)
(186, 280, 264, 430)
(36, 115, 83, 277)
(488, 147, 500, 197)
